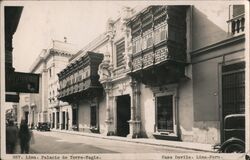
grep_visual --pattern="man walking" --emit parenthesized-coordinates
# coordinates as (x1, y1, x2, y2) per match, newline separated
(19, 119, 32, 154)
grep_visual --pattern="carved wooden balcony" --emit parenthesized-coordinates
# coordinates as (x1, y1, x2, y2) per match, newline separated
(127, 6, 188, 86)
(58, 52, 104, 103)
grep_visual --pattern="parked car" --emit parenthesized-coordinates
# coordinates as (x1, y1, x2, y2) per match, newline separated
(214, 114, 245, 153)
(37, 122, 50, 131)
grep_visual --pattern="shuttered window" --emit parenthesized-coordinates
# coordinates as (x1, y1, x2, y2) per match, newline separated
(116, 41, 125, 67)
(154, 24, 167, 44)
(132, 38, 141, 54)
(142, 32, 153, 50)
(232, 5, 244, 18)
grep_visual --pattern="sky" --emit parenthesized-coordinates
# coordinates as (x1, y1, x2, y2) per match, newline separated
(9, 1, 239, 72)
(11, 1, 142, 72)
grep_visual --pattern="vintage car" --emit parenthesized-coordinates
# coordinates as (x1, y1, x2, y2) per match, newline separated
(214, 114, 245, 153)
(37, 122, 51, 131)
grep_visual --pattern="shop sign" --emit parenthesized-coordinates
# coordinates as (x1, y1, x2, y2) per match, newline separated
(6, 72, 40, 93)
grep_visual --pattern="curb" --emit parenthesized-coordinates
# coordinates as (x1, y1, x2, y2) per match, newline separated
(48, 130, 215, 153)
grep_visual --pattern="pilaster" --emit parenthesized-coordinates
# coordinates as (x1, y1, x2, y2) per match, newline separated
(127, 79, 141, 138)
(104, 82, 115, 136)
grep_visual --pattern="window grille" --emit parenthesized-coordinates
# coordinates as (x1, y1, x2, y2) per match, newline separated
(116, 41, 125, 67)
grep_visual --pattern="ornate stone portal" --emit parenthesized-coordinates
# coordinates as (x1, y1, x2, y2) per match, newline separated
(98, 7, 141, 137)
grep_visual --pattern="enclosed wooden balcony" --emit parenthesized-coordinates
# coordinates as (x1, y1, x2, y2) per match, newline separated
(127, 6, 188, 86)
(57, 52, 104, 103)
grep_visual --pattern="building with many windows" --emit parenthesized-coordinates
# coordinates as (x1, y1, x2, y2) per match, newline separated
(57, 4, 246, 146)
(29, 40, 77, 128)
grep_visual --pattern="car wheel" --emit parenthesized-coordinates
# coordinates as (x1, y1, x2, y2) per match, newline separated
(224, 143, 245, 153)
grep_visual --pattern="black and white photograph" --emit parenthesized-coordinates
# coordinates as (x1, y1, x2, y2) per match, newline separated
(1, 0, 249, 160)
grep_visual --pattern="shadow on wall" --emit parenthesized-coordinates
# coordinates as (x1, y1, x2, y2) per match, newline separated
(192, 5, 229, 51)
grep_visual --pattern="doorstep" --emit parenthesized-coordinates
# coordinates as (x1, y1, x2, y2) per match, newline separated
(51, 129, 215, 153)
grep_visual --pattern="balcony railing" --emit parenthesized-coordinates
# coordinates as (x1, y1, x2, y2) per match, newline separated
(228, 14, 245, 35)
(131, 44, 185, 72)
(58, 77, 91, 98)
(58, 52, 103, 102)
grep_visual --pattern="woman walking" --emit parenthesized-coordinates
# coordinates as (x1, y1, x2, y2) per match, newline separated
(19, 120, 31, 154)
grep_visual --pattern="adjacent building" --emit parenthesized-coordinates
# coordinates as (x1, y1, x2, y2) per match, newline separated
(29, 40, 77, 128)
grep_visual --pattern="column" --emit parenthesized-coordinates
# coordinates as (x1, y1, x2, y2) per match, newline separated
(127, 79, 141, 138)
(104, 82, 115, 136)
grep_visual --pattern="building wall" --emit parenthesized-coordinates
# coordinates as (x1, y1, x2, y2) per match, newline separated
(192, 4, 230, 51)
(17, 94, 30, 125)
(30, 58, 46, 124)
(47, 53, 72, 129)
(59, 104, 72, 130)
(129, 4, 245, 144)
(177, 78, 194, 141)
(153, 4, 245, 144)
(77, 96, 106, 133)
(191, 42, 244, 144)
(78, 100, 90, 132)
(140, 84, 155, 138)
(98, 96, 106, 134)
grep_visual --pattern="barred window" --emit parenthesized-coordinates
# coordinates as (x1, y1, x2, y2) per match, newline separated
(116, 41, 125, 67)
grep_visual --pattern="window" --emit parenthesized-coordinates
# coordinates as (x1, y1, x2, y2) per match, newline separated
(232, 5, 244, 18)
(90, 105, 97, 128)
(142, 32, 153, 50)
(156, 95, 173, 132)
(72, 108, 77, 125)
(132, 37, 141, 54)
(52, 113, 55, 128)
(222, 62, 245, 119)
(154, 24, 167, 44)
(56, 111, 60, 129)
(49, 68, 52, 77)
(116, 41, 125, 67)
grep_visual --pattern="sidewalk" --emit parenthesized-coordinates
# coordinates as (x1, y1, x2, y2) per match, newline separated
(51, 129, 215, 153)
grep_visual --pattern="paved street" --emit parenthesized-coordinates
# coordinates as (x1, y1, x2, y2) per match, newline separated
(28, 130, 200, 154)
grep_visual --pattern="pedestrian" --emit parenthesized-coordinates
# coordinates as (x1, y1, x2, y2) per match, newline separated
(19, 120, 32, 154)
(6, 120, 18, 154)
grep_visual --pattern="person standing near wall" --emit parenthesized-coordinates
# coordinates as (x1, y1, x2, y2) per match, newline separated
(18, 119, 32, 154)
